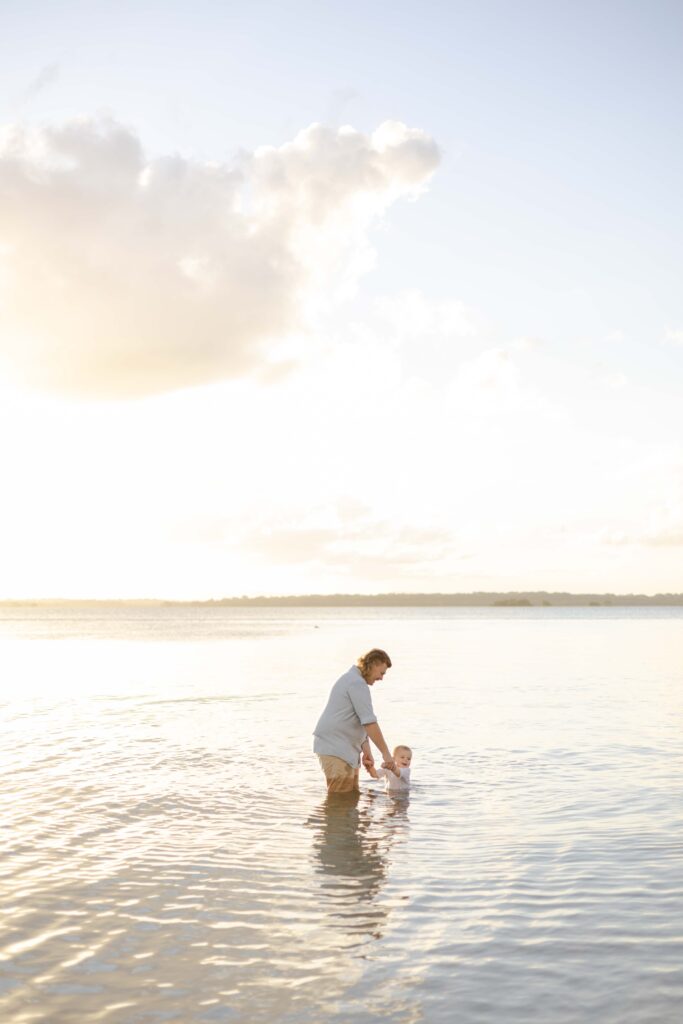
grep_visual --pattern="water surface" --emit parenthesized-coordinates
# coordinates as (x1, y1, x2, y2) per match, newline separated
(1, 606, 682, 1022)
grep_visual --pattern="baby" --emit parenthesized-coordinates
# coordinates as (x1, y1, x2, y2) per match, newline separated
(367, 744, 412, 792)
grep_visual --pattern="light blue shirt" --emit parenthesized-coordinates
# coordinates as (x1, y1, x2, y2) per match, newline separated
(313, 665, 378, 767)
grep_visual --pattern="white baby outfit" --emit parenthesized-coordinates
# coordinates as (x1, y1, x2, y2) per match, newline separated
(374, 766, 411, 793)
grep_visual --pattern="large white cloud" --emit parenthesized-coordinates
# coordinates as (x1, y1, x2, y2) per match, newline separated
(0, 117, 439, 396)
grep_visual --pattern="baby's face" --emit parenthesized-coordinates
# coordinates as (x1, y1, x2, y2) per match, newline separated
(395, 750, 412, 768)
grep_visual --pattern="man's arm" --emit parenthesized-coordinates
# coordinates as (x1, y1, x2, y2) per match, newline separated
(361, 738, 376, 774)
(358, 741, 374, 765)
(364, 722, 396, 772)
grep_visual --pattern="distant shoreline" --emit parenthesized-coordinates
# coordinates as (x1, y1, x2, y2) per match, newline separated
(2, 592, 683, 607)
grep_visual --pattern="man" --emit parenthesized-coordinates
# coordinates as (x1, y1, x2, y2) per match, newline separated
(313, 648, 396, 793)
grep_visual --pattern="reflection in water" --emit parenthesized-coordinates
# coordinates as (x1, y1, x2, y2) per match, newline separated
(307, 791, 409, 945)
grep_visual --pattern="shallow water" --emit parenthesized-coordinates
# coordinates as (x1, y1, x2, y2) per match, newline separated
(1, 606, 682, 1022)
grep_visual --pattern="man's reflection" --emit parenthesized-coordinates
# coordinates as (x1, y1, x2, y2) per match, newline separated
(307, 790, 409, 943)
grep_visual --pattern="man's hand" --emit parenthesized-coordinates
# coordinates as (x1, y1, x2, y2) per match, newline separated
(361, 751, 375, 773)
(382, 757, 397, 774)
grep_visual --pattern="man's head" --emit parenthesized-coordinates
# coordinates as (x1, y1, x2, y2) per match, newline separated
(357, 648, 392, 684)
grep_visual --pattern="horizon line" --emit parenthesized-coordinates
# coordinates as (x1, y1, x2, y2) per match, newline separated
(2, 589, 683, 606)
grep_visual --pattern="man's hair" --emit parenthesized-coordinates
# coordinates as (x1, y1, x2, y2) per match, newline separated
(356, 648, 392, 680)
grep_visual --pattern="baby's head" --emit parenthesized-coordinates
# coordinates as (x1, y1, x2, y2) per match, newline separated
(393, 745, 412, 768)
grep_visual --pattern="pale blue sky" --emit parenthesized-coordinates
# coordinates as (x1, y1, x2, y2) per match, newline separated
(1, 1, 682, 596)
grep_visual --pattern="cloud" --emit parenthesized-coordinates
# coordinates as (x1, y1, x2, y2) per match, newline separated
(600, 468, 683, 547)
(373, 288, 479, 344)
(603, 371, 628, 390)
(602, 526, 683, 547)
(602, 516, 683, 547)
(0, 116, 439, 396)
(21, 63, 61, 103)
(448, 347, 529, 415)
(663, 328, 683, 347)
(239, 502, 463, 578)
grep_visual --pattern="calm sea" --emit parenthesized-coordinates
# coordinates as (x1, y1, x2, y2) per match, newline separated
(1, 605, 682, 1023)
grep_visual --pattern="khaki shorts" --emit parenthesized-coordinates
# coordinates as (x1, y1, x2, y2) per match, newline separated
(317, 754, 360, 793)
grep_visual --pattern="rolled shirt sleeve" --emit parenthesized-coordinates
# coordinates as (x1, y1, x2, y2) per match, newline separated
(347, 675, 377, 727)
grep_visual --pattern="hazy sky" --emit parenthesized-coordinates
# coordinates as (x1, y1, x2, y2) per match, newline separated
(1, 0, 682, 598)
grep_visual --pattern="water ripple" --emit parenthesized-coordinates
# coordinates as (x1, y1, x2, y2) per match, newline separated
(1, 611, 683, 1022)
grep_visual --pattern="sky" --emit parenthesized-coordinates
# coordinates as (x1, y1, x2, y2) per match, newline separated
(1, 0, 682, 599)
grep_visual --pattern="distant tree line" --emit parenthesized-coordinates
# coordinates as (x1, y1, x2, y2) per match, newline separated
(197, 591, 683, 607)
(4, 592, 683, 607)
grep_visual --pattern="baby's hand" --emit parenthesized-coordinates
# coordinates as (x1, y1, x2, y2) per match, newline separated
(382, 757, 397, 775)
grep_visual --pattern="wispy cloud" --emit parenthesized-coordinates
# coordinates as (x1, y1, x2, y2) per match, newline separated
(600, 479, 683, 547)
(0, 116, 439, 397)
(663, 328, 683, 347)
(603, 371, 628, 390)
(373, 289, 479, 344)
(603, 525, 683, 547)
(448, 346, 534, 415)
(237, 501, 464, 578)
(21, 63, 61, 103)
